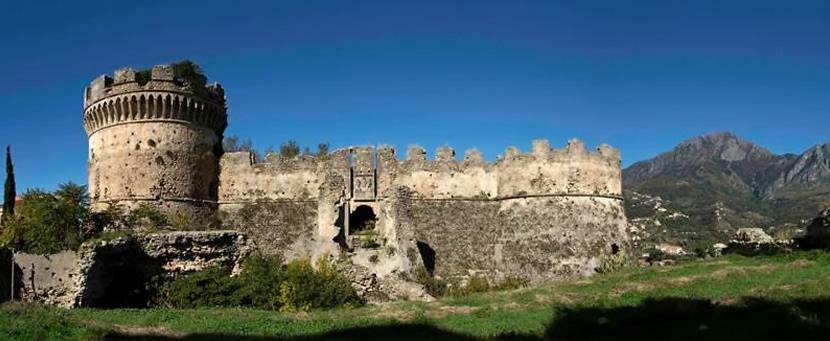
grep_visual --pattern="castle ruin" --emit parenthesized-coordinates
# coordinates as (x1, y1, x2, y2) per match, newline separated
(80, 63, 629, 294)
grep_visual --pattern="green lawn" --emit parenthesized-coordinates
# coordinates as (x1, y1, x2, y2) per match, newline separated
(3, 251, 830, 340)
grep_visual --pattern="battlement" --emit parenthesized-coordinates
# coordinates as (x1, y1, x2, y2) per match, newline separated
(83, 64, 227, 136)
(217, 139, 623, 203)
(221, 139, 619, 171)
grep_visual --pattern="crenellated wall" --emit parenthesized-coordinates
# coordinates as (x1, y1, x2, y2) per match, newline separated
(82, 62, 628, 299)
(218, 138, 622, 204)
(216, 139, 627, 283)
(218, 153, 323, 204)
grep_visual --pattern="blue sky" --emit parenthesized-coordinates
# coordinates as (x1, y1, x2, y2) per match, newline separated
(1, 1, 828, 191)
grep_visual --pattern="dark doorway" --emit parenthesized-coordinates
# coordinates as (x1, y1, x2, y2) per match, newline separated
(333, 205, 350, 250)
(80, 244, 161, 308)
(416, 241, 437, 276)
(349, 205, 377, 235)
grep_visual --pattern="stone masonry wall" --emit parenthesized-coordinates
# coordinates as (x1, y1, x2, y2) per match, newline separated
(13, 251, 79, 306)
(74, 230, 251, 308)
(221, 201, 319, 259)
(88, 122, 220, 216)
(215, 139, 626, 284)
(390, 190, 628, 283)
(84, 65, 227, 219)
(218, 138, 621, 203)
(7, 231, 250, 308)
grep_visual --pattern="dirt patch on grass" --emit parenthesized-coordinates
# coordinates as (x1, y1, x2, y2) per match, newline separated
(107, 324, 187, 339)
(790, 259, 814, 268)
(669, 264, 778, 285)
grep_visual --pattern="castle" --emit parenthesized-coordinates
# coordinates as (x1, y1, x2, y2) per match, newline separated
(83, 63, 629, 285)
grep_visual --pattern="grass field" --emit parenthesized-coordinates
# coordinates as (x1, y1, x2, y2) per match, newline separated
(2, 251, 830, 340)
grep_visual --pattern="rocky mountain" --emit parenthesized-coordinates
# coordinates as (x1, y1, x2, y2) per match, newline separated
(624, 132, 830, 251)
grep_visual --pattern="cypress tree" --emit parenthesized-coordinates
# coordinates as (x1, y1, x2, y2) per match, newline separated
(2, 146, 15, 224)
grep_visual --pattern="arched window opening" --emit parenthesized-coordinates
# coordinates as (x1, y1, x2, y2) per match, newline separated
(349, 205, 377, 235)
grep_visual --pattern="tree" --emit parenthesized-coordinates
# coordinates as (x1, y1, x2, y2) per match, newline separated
(223, 136, 240, 152)
(239, 138, 254, 153)
(316, 143, 330, 159)
(0, 183, 89, 254)
(54, 182, 89, 247)
(279, 140, 300, 158)
(2, 146, 15, 225)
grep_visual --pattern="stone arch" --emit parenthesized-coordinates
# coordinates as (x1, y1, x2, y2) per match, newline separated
(109, 101, 118, 122)
(348, 205, 377, 235)
(138, 95, 147, 119)
(129, 95, 139, 119)
(171, 95, 180, 119)
(163, 94, 172, 118)
(114, 98, 123, 121)
(147, 94, 155, 118)
(155, 94, 164, 118)
(182, 97, 192, 121)
(103, 103, 112, 124)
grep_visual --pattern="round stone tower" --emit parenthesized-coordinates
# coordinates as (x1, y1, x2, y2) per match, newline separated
(82, 63, 227, 220)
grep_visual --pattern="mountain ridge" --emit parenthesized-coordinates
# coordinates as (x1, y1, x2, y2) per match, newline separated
(623, 132, 830, 250)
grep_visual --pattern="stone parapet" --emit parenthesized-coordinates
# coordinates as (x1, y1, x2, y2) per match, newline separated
(83, 64, 226, 136)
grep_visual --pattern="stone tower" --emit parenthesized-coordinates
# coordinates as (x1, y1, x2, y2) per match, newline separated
(82, 63, 227, 219)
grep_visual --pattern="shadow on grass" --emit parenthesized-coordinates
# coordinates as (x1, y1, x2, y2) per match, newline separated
(103, 297, 830, 340)
(545, 297, 830, 341)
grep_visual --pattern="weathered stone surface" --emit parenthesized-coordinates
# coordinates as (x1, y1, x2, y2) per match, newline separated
(84, 64, 227, 220)
(11, 231, 249, 308)
(73, 230, 251, 308)
(388, 188, 628, 283)
(14, 251, 78, 306)
(344, 262, 433, 304)
(83, 63, 630, 300)
(726, 228, 792, 255)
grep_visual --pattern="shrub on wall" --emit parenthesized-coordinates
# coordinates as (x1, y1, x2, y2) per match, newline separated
(413, 267, 448, 298)
(154, 253, 361, 311)
(596, 249, 630, 274)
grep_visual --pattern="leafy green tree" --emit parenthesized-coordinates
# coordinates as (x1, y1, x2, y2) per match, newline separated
(0, 183, 88, 254)
(2, 146, 15, 225)
(54, 183, 89, 248)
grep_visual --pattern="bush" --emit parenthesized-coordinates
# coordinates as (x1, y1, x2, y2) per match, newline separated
(596, 249, 629, 274)
(452, 276, 491, 296)
(278, 257, 359, 311)
(154, 267, 244, 308)
(413, 267, 447, 298)
(154, 253, 361, 311)
(124, 203, 168, 229)
(448, 275, 529, 296)
(236, 253, 285, 309)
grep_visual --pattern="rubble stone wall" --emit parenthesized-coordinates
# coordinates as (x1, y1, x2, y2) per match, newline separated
(8, 231, 250, 308)
(74, 230, 251, 308)
(216, 139, 626, 283)
(13, 251, 79, 306)
(389, 191, 628, 282)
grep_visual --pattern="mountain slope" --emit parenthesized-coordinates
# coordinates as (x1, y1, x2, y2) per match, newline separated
(623, 133, 830, 249)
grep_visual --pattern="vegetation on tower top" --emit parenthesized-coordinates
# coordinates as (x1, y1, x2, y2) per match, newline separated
(135, 60, 208, 89)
